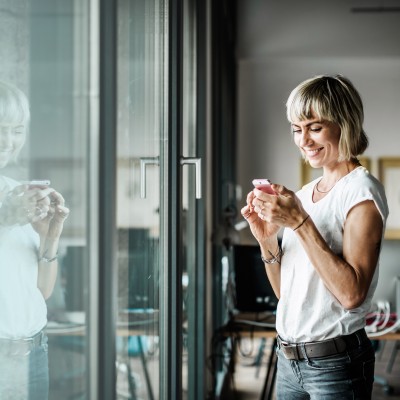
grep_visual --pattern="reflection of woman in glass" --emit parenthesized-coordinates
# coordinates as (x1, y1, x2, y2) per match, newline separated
(0, 80, 70, 399)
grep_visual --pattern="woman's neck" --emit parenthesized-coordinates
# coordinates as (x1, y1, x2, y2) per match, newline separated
(313, 160, 360, 201)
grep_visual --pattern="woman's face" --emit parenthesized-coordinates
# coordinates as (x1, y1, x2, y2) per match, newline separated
(0, 123, 26, 168)
(291, 113, 341, 170)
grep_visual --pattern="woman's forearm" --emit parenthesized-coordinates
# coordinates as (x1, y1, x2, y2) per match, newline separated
(259, 237, 281, 299)
(37, 237, 60, 299)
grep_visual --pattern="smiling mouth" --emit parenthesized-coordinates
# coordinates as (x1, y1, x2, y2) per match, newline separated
(305, 147, 323, 157)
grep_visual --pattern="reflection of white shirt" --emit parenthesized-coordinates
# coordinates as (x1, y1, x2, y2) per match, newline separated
(277, 167, 389, 343)
(0, 176, 47, 338)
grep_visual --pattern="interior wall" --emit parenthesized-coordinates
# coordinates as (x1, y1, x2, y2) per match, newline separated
(237, 57, 400, 192)
(235, 1, 400, 308)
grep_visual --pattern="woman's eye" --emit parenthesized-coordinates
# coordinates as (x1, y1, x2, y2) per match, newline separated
(310, 127, 322, 132)
(14, 127, 25, 135)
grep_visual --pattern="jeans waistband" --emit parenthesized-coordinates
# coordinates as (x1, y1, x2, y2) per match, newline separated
(0, 330, 46, 356)
(277, 328, 369, 361)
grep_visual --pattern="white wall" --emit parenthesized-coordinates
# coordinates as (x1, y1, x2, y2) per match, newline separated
(237, 57, 400, 192)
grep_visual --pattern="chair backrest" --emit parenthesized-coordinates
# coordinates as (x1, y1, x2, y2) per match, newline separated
(233, 245, 278, 312)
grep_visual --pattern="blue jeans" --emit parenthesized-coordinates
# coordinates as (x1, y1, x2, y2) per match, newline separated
(0, 332, 49, 400)
(276, 338, 375, 399)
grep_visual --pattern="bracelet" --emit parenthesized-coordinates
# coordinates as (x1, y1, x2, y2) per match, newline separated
(38, 253, 58, 263)
(293, 214, 309, 231)
(261, 246, 283, 265)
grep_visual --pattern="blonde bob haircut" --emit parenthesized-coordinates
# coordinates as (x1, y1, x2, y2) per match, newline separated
(0, 80, 30, 163)
(0, 80, 30, 126)
(286, 74, 368, 162)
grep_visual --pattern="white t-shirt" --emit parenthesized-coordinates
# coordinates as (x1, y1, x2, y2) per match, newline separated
(0, 176, 47, 339)
(276, 166, 389, 343)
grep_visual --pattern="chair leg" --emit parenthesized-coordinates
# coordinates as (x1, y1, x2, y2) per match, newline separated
(260, 338, 277, 400)
(374, 375, 394, 395)
(254, 338, 267, 378)
(376, 340, 386, 361)
(137, 336, 155, 400)
(386, 340, 399, 374)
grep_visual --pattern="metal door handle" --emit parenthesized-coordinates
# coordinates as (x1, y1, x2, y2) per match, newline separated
(181, 157, 202, 199)
(140, 157, 160, 198)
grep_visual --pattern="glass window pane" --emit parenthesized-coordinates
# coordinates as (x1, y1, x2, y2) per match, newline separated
(116, 0, 166, 399)
(0, 1, 91, 399)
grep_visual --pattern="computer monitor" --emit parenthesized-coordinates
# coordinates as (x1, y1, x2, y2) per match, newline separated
(127, 228, 159, 309)
(233, 245, 278, 312)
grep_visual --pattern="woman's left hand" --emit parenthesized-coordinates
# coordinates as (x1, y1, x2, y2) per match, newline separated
(31, 190, 70, 239)
(252, 184, 307, 229)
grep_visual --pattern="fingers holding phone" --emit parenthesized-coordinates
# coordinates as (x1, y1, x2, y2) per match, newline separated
(252, 178, 277, 195)
(22, 180, 51, 189)
(240, 180, 281, 240)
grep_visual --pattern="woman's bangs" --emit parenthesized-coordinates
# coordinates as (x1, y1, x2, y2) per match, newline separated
(288, 94, 315, 122)
(0, 96, 29, 125)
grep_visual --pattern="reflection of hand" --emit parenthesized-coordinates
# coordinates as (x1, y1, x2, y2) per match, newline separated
(31, 190, 70, 239)
(0, 183, 70, 239)
(0, 184, 54, 226)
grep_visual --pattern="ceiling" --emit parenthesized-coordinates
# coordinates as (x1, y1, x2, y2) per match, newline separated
(236, 0, 400, 59)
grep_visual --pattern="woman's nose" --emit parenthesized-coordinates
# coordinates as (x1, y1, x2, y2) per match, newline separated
(299, 130, 312, 147)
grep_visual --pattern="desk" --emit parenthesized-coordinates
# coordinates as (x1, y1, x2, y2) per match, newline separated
(213, 313, 277, 400)
(215, 314, 400, 400)
(117, 310, 159, 400)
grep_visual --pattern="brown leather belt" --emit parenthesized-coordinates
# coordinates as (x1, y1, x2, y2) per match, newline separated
(277, 328, 369, 360)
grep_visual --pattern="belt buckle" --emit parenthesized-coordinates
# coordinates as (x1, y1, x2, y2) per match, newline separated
(280, 341, 299, 360)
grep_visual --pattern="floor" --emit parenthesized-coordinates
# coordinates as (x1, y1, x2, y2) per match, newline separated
(230, 338, 400, 400)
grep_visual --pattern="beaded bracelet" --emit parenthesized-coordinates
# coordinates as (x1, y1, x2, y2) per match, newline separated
(38, 253, 58, 263)
(261, 246, 283, 265)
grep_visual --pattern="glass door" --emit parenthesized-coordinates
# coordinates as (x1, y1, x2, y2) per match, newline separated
(115, 0, 206, 399)
(0, 1, 94, 399)
(115, 0, 165, 399)
(181, 0, 206, 398)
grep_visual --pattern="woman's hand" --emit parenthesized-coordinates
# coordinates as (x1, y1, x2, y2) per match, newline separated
(0, 184, 54, 226)
(256, 184, 308, 230)
(241, 189, 281, 243)
(241, 183, 308, 241)
(31, 190, 70, 239)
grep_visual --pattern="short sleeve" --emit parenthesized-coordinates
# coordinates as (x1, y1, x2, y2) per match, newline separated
(341, 171, 389, 224)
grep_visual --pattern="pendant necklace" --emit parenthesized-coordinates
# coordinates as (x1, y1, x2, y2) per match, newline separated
(315, 179, 337, 194)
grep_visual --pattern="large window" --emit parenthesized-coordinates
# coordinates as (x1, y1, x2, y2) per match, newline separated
(0, 0, 93, 398)
(0, 1, 209, 399)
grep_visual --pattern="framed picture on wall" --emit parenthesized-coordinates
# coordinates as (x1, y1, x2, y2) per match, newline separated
(378, 157, 400, 240)
(300, 156, 371, 187)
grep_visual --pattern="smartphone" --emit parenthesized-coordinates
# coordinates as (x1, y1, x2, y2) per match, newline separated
(252, 178, 276, 195)
(22, 180, 51, 189)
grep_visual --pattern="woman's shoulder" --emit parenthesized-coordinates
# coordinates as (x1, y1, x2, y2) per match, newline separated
(343, 166, 384, 192)
(340, 166, 388, 218)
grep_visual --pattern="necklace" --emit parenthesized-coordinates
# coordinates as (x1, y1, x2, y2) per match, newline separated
(315, 178, 337, 194)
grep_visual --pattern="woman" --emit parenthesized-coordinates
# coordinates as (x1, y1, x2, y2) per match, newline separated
(241, 75, 388, 399)
(0, 80, 70, 399)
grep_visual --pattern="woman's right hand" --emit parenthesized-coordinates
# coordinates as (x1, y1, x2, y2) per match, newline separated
(241, 190, 280, 243)
(0, 184, 54, 226)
